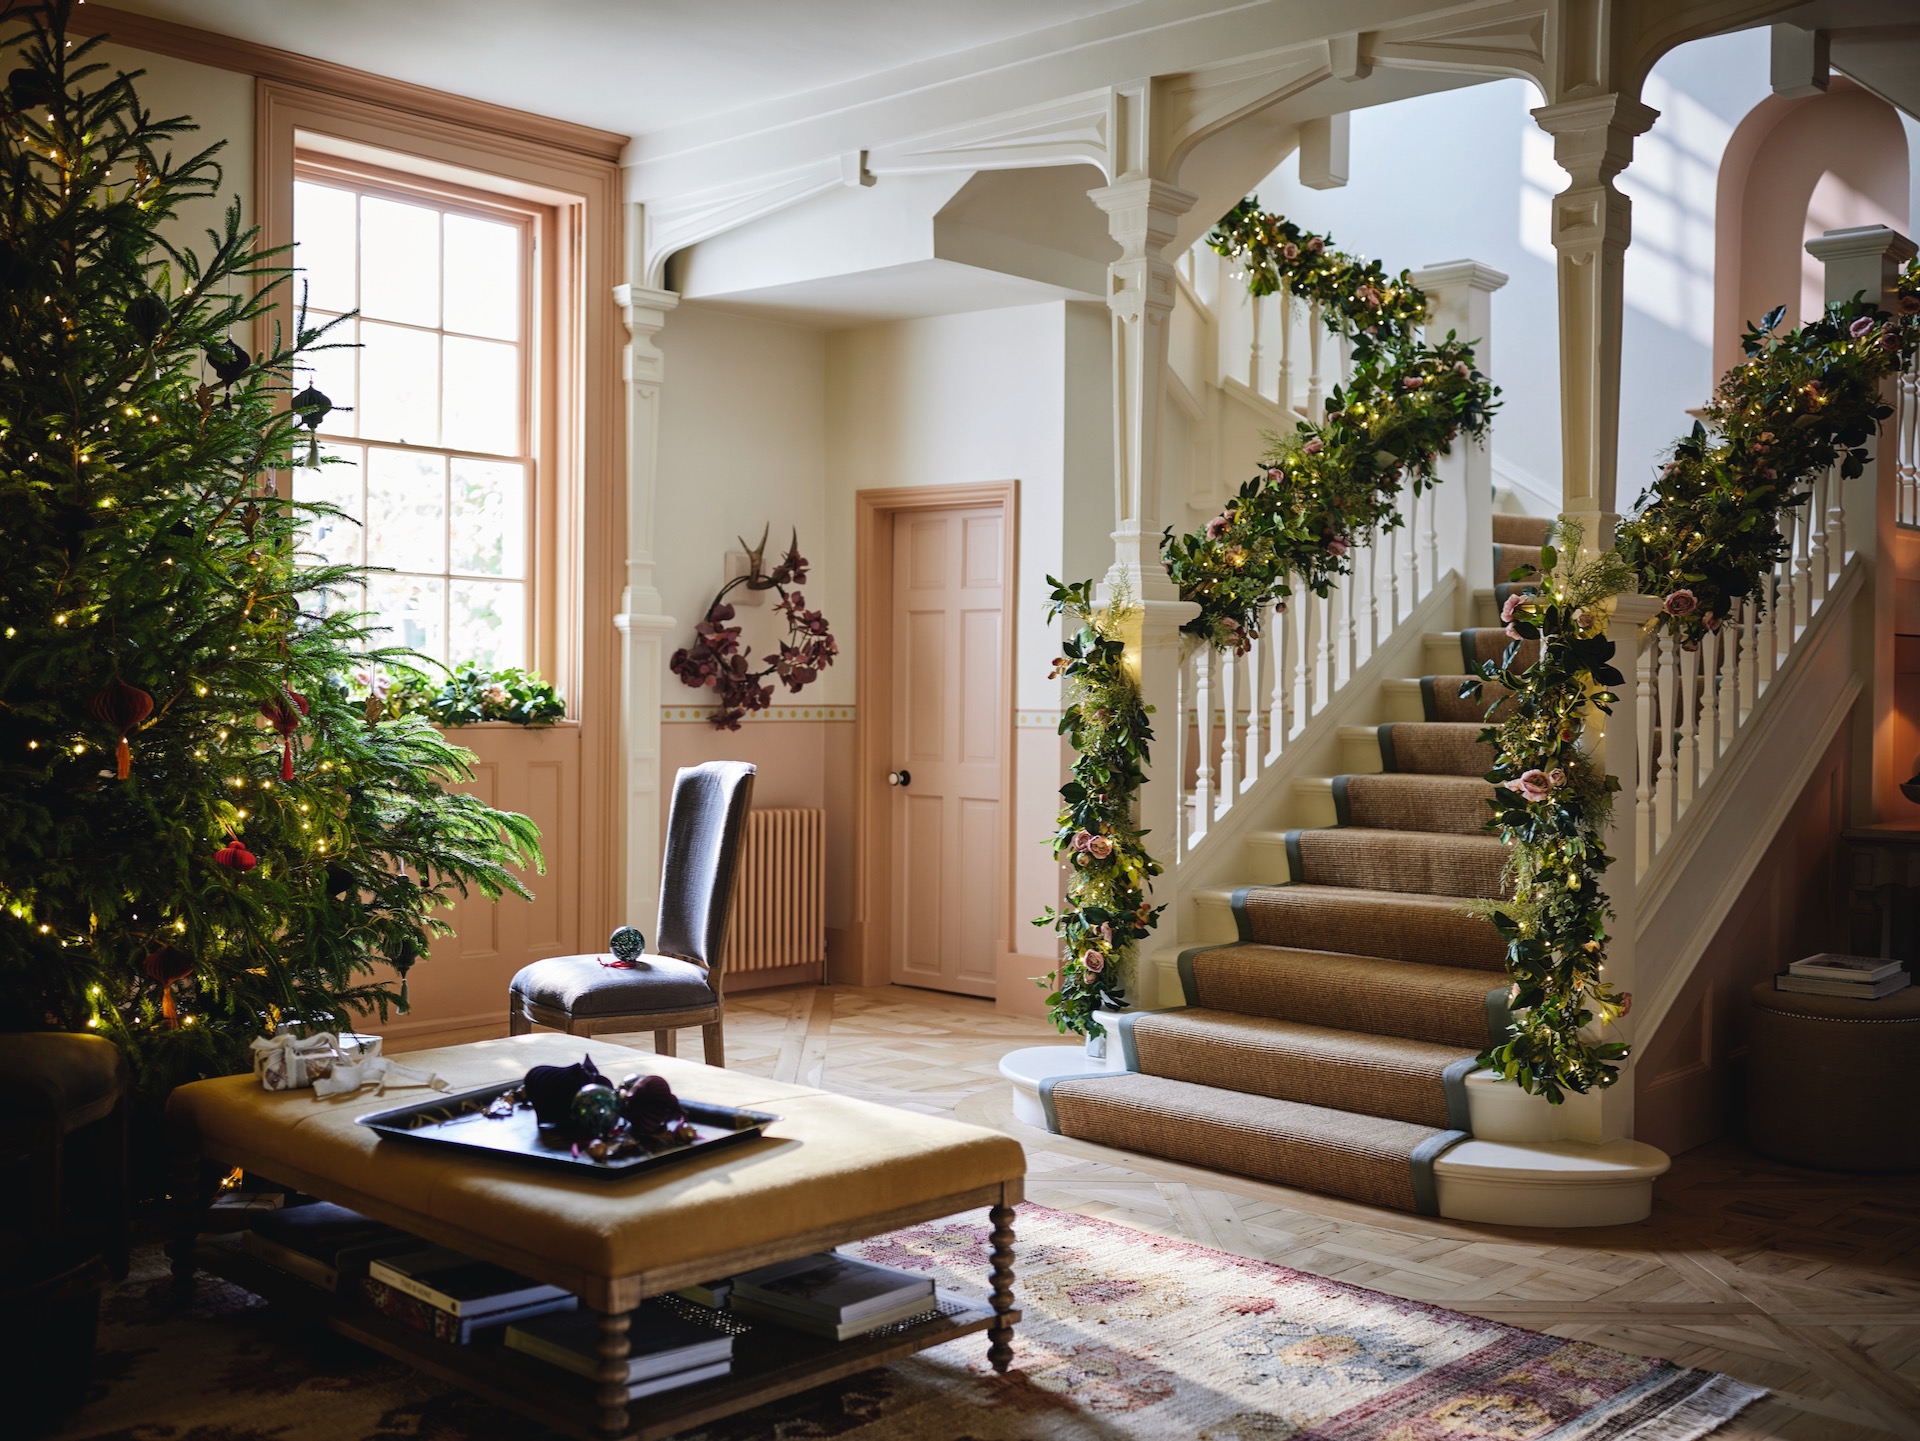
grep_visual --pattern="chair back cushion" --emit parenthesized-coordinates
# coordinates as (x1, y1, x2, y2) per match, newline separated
(656, 761, 757, 972)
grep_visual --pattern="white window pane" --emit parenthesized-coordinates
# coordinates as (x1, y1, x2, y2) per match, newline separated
(294, 442, 363, 568)
(444, 214, 520, 340)
(293, 181, 356, 314)
(359, 196, 440, 326)
(442, 337, 518, 455)
(365, 448, 446, 573)
(309, 579, 365, 627)
(365, 574, 446, 663)
(358, 322, 439, 445)
(450, 458, 526, 578)
(300, 315, 358, 439)
(450, 580, 526, 671)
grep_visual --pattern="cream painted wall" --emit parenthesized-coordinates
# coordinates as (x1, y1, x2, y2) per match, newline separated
(90, 40, 254, 281)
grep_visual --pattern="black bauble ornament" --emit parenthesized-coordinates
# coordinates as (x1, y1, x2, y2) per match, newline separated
(608, 926, 645, 963)
(7, 67, 54, 111)
(290, 384, 332, 466)
(126, 291, 167, 344)
(207, 337, 249, 388)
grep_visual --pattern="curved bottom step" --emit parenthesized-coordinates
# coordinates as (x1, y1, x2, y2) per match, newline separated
(1433, 1138, 1671, 1228)
(999, 1044, 1115, 1129)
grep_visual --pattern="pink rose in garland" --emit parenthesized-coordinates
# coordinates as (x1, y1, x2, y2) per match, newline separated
(1080, 949, 1105, 974)
(1086, 834, 1115, 859)
(1663, 588, 1698, 617)
(1502, 769, 1553, 803)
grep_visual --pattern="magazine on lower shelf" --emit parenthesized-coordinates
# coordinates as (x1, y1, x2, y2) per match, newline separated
(730, 1252, 935, 1326)
(242, 1201, 417, 1291)
(728, 1289, 941, 1341)
(368, 1246, 572, 1318)
(360, 1276, 577, 1345)
(505, 1302, 734, 1387)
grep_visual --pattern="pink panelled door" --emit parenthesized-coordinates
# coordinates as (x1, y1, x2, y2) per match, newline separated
(889, 505, 1005, 996)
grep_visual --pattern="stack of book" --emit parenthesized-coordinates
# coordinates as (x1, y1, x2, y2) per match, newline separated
(506, 1302, 735, 1400)
(728, 1252, 937, 1340)
(242, 1201, 415, 1291)
(362, 1246, 576, 1344)
(1775, 953, 1912, 999)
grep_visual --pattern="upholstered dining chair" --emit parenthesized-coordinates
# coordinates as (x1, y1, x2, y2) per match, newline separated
(507, 761, 756, 1066)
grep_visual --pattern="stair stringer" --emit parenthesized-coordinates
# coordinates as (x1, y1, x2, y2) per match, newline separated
(1139, 570, 1465, 1008)
(1629, 558, 1866, 1059)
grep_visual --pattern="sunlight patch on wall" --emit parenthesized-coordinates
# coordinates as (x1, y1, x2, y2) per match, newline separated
(1518, 75, 1731, 346)
(1801, 170, 1905, 323)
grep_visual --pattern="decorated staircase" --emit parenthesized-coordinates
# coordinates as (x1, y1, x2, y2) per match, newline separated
(1031, 517, 1670, 1224)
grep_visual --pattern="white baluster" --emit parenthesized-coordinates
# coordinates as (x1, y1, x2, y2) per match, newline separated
(1244, 622, 1262, 789)
(1277, 285, 1296, 413)
(1727, 601, 1745, 732)
(1306, 299, 1325, 418)
(1402, 493, 1421, 608)
(1301, 592, 1320, 719)
(1809, 467, 1830, 606)
(1826, 460, 1847, 576)
(1756, 572, 1779, 690)
(1423, 487, 1439, 598)
(1777, 518, 1799, 653)
(1657, 628, 1680, 844)
(1316, 591, 1335, 713)
(1342, 569, 1360, 684)
(1247, 288, 1263, 393)
(1173, 648, 1188, 858)
(1793, 501, 1811, 635)
(1270, 599, 1290, 755)
(1365, 530, 1382, 655)
(1218, 646, 1237, 815)
(1676, 639, 1699, 813)
(1636, 628, 1656, 873)
(1387, 521, 1404, 627)
(1192, 646, 1213, 842)
(1289, 593, 1307, 740)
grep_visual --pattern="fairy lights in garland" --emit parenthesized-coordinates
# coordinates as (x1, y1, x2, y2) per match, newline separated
(1474, 256, 1920, 1101)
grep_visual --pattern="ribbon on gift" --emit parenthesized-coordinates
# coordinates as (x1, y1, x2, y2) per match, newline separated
(311, 1055, 450, 1099)
(250, 1030, 365, 1091)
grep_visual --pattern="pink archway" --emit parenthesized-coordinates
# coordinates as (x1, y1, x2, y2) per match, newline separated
(1712, 76, 1908, 379)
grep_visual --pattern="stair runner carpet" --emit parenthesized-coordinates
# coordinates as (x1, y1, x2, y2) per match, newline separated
(1045, 515, 1556, 1215)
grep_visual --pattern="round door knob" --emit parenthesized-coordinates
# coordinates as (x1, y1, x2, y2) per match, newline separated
(888, 769, 912, 788)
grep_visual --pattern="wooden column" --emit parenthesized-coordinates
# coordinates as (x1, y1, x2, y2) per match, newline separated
(1530, 94, 1657, 558)
(613, 204, 679, 932)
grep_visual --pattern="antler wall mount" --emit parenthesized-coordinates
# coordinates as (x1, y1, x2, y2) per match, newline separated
(668, 526, 839, 730)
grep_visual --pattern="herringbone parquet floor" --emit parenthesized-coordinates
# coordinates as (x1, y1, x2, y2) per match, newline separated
(489, 982, 1920, 1438)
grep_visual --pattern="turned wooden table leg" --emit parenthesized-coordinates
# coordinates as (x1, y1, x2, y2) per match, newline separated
(987, 1200, 1017, 1374)
(595, 1305, 632, 1437)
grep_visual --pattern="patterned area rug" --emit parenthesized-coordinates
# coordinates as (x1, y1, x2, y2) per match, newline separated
(54, 1204, 1762, 1440)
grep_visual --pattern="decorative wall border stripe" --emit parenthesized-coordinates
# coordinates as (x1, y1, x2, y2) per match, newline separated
(662, 705, 854, 724)
(1016, 710, 1062, 729)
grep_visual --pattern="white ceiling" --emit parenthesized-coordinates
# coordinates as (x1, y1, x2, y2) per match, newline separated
(96, 0, 1159, 140)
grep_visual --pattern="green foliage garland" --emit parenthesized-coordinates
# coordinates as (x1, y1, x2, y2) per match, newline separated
(0, 2, 541, 1107)
(1032, 579, 1163, 1036)
(1163, 200, 1499, 652)
(1475, 259, 1920, 1099)
(354, 662, 567, 728)
(1035, 201, 1495, 1035)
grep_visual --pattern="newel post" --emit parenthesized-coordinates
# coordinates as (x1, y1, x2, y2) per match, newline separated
(1584, 591, 1660, 1143)
(1087, 173, 1200, 1003)
(613, 204, 680, 930)
(1806, 224, 1917, 823)
(1410, 260, 1508, 608)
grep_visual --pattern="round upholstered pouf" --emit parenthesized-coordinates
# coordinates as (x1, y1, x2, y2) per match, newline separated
(1745, 979, 1920, 1172)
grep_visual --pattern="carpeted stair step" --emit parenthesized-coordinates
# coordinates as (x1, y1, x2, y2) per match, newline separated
(1334, 773, 1492, 835)
(1045, 1071, 1463, 1214)
(1458, 628, 1539, 670)
(1286, 827, 1507, 898)
(1421, 675, 1513, 724)
(1180, 943, 1511, 1049)
(1492, 514, 1553, 547)
(1120, 1009, 1475, 1130)
(1379, 721, 1494, 776)
(1493, 579, 1541, 606)
(1234, 884, 1508, 971)
(1493, 542, 1543, 584)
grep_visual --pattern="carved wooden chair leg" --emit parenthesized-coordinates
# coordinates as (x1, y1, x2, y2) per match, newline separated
(702, 1019, 725, 1067)
(987, 1198, 1017, 1374)
(654, 1028, 677, 1057)
(508, 1007, 532, 1036)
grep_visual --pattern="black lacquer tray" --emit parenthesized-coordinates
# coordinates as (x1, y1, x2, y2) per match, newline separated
(356, 1081, 780, 1177)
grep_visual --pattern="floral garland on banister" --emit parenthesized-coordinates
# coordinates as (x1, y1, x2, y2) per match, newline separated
(1034, 201, 1497, 1036)
(1474, 255, 1920, 1101)
(1033, 579, 1163, 1035)
(1164, 198, 1499, 652)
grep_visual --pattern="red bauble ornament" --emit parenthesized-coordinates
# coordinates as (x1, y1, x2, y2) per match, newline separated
(86, 678, 154, 779)
(259, 687, 309, 781)
(214, 836, 257, 872)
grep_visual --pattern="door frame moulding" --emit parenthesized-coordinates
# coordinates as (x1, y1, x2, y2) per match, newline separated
(851, 482, 1019, 991)
(252, 73, 626, 949)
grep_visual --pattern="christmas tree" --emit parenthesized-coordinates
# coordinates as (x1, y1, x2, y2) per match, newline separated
(0, 2, 541, 1111)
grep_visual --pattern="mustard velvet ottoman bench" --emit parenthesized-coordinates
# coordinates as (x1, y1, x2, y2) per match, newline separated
(165, 1034, 1026, 1440)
